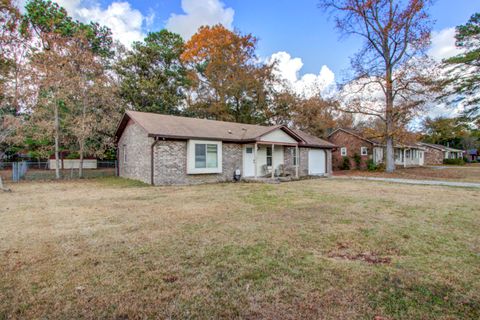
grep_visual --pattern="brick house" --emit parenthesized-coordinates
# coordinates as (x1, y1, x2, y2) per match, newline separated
(115, 111, 335, 185)
(418, 143, 465, 165)
(328, 128, 425, 170)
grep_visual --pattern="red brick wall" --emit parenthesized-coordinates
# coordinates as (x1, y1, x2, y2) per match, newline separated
(423, 146, 444, 165)
(328, 130, 374, 170)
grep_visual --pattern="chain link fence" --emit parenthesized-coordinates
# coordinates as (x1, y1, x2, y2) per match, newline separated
(0, 160, 117, 182)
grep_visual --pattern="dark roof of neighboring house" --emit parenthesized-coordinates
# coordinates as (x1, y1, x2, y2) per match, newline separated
(419, 142, 464, 152)
(291, 129, 336, 148)
(115, 111, 335, 148)
(328, 128, 384, 146)
(328, 127, 425, 149)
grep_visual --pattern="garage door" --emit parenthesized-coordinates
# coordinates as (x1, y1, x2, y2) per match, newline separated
(308, 149, 326, 175)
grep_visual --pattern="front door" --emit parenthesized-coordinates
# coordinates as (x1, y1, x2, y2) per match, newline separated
(243, 145, 255, 177)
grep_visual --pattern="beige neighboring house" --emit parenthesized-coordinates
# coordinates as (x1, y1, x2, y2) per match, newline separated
(115, 111, 335, 185)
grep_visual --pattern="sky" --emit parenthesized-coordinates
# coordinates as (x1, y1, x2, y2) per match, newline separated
(30, 0, 480, 115)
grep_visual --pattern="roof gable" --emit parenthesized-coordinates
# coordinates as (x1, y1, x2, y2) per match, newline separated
(259, 128, 298, 144)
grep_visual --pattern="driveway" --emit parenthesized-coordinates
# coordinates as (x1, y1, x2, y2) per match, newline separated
(334, 176, 480, 188)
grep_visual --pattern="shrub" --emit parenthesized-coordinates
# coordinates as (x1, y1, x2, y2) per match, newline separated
(376, 163, 386, 171)
(341, 156, 351, 170)
(367, 159, 377, 171)
(353, 153, 362, 169)
(443, 158, 465, 165)
(66, 152, 80, 159)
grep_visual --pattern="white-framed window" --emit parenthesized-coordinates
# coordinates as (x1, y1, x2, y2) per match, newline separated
(123, 144, 127, 163)
(292, 148, 298, 166)
(341, 147, 347, 156)
(361, 147, 368, 156)
(187, 140, 222, 174)
(266, 146, 272, 166)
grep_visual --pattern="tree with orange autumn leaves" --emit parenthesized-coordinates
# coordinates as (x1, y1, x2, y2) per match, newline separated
(181, 25, 276, 124)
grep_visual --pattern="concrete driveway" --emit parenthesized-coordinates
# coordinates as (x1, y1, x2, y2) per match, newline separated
(334, 176, 480, 188)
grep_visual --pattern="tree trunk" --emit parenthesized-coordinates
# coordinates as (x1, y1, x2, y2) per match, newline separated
(384, 66, 395, 173)
(54, 103, 61, 179)
(79, 86, 87, 178)
(385, 136, 395, 173)
(79, 141, 84, 178)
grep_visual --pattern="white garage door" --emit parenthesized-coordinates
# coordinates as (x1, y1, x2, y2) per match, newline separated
(308, 149, 326, 175)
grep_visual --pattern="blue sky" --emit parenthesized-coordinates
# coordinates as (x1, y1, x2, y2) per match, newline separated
(88, 0, 480, 75)
(53, 0, 479, 99)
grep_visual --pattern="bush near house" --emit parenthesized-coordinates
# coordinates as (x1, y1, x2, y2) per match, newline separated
(367, 159, 377, 171)
(353, 153, 362, 169)
(443, 158, 465, 165)
(341, 156, 351, 170)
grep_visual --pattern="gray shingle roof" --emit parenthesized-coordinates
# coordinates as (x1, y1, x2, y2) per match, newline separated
(116, 111, 335, 148)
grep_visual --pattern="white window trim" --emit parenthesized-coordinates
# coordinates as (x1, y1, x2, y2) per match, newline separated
(187, 140, 222, 174)
(341, 147, 347, 156)
(361, 147, 368, 156)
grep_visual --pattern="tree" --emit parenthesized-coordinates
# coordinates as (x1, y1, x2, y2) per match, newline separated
(181, 25, 274, 124)
(444, 13, 480, 121)
(319, 0, 436, 172)
(422, 116, 470, 148)
(0, 0, 25, 190)
(23, 0, 116, 178)
(22, 0, 113, 57)
(62, 34, 121, 177)
(1, 0, 23, 143)
(292, 96, 338, 138)
(115, 30, 188, 114)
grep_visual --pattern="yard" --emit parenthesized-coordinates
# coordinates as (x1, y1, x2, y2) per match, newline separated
(335, 164, 480, 183)
(1, 178, 479, 319)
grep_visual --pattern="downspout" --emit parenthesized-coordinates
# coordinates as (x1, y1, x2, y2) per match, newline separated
(151, 137, 160, 186)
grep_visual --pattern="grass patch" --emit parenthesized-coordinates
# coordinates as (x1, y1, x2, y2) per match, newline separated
(94, 176, 151, 188)
(1, 179, 479, 319)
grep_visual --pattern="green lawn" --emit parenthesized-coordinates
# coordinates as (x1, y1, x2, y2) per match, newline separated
(1, 178, 479, 319)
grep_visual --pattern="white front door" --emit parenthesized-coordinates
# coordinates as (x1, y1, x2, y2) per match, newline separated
(308, 149, 326, 175)
(243, 145, 255, 177)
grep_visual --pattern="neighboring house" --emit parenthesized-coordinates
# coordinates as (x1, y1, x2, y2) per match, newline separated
(115, 111, 335, 185)
(467, 149, 479, 162)
(328, 128, 425, 170)
(418, 143, 464, 165)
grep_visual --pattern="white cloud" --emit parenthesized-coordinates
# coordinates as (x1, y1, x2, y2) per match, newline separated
(268, 51, 336, 98)
(165, 0, 234, 40)
(429, 27, 462, 61)
(54, 0, 148, 46)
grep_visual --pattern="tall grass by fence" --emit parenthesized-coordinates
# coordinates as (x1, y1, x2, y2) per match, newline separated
(0, 161, 117, 182)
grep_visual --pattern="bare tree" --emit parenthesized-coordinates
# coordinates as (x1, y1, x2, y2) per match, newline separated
(319, 0, 436, 172)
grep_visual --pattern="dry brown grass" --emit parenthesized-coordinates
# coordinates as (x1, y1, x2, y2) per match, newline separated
(335, 164, 480, 183)
(1, 177, 479, 319)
